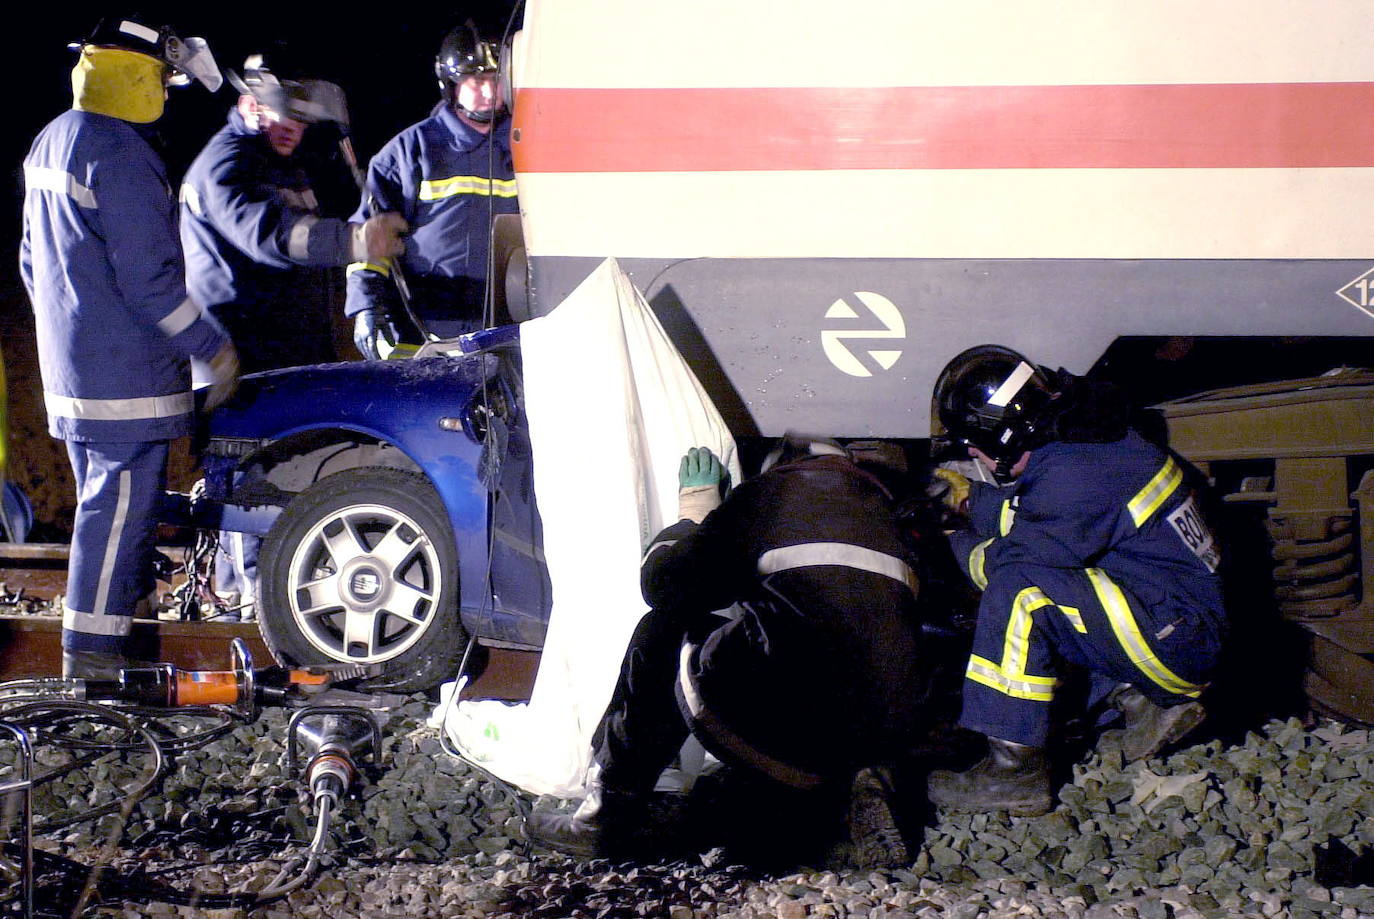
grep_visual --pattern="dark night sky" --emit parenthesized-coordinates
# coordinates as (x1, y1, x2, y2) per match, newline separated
(1, 4, 522, 302)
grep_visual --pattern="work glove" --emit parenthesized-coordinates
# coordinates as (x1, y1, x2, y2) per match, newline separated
(678, 446, 725, 523)
(928, 466, 971, 518)
(202, 340, 240, 411)
(349, 212, 408, 262)
(353, 308, 399, 361)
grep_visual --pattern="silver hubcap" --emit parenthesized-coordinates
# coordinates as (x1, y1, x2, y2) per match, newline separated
(286, 502, 443, 665)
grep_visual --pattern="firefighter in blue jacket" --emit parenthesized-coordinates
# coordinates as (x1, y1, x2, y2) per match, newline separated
(20, 17, 237, 679)
(181, 51, 408, 374)
(180, 52, 407, 618)
(346, 22, 519, 358)
(925, 345, 1228, 816)
(525, 437, 926, 865)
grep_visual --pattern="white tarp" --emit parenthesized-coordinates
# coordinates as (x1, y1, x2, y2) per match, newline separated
(433, 257, 740, 798)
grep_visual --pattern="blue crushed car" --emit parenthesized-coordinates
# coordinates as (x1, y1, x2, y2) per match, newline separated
(183, 326, 551, 691)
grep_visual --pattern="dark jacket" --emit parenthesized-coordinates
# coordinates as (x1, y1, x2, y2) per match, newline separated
(642, 454, 925, 786)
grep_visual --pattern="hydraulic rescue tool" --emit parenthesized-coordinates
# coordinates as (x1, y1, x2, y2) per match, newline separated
(55, 638, 373, 717)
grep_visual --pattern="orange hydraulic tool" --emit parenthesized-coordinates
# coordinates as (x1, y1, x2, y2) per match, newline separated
(81, 639, 370, 717)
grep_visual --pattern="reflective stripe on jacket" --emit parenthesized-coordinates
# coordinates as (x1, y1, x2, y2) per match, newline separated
(21, 109, 226, 441)
(344, 105, 518, 324)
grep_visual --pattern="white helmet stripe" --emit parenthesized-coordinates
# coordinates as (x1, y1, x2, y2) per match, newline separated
(987, 361, 1036, 407)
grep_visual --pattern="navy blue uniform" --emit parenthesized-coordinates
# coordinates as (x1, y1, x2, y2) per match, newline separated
(947, 431, 1227, 746)
(181, 108, 354, 373)
(22, 108, 228, 653)
(345, 105, 517, 338)
(596, 455, 925, 792)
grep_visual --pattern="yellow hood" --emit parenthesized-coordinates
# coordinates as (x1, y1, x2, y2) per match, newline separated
(71, 46, 165, 124)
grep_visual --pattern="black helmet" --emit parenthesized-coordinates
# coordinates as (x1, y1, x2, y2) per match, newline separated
(72, 17, 221, 91)
(435, 21, 499, 87)
(934, 345, 1057, 476)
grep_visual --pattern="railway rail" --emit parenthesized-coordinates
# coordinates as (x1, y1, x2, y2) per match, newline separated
(0, 542, 538, 698)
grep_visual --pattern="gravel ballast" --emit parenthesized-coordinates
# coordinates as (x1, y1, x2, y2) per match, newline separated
(4, 690, 1373, 919)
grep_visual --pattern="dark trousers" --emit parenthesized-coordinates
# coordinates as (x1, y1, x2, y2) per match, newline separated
(592, 607, 720, 792)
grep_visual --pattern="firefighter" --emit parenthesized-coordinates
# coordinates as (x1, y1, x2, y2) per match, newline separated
(180, 49, 408, 374)
(346, 21, 519, 358)
(179, 50, 406, 618)
(926, 345, 1227, 816)
(20, 17, 237, 679)
(524, 437, 926, 865)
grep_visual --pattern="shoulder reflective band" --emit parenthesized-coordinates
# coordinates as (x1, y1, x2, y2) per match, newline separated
(25, 165, 98, 209)
(45, 390, 194, 422)
(1128, 457, 1183, 527)
(968, 537, 994, 590)
(757, 542, 918, 594)
(987, 361, 1036, 408)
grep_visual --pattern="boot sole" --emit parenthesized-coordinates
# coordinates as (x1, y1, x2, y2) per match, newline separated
(934, 798, 1052, 818)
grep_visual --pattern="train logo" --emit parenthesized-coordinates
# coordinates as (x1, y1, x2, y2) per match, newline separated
(1336, 267, 1374, 320)
(821, 292, 906, 378)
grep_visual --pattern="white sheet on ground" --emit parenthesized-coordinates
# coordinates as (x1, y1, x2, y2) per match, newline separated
(432, 257, 740, 799)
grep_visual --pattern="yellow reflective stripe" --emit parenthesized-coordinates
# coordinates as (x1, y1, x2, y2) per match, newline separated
(1128, 458, 1183, 527)
(968, 538, 993, 590)
(1059, 604, 1087, 633)
(966, 656, 1057, 701)
(418, 175, 519, 201)
(347, 260, 391, 278)
(964, 586, 1059, 702)
(1085, 567, 1204, 698)
(999, 499, 1016, 536)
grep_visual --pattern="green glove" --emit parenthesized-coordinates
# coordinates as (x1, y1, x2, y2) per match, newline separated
(679, 447, 724, 488)
(678, 447, 725, 523)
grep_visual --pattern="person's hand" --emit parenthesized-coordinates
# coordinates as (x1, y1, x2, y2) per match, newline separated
(203, 341, 240, 411)
(678, 446, 725, 523)
(929, 467, 970, 515)
(679, 447, 724, 488)
(353, 309, 398, 361)
(350, 212, 408, 261)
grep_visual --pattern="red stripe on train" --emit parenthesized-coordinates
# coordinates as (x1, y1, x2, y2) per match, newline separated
(513, 83, 1374, 172)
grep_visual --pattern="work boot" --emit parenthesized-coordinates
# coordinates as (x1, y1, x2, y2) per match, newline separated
(1110, 684, 1207, 762)
(523, 770, 647, 859)
(847, 766, 909, 868)
(61, 648, 133, 681)
(926, 736, 1052, 816)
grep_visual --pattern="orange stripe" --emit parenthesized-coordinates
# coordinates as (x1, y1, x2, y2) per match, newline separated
(513, 83, 1374, 173)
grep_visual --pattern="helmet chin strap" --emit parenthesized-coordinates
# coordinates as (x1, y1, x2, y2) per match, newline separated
(456, 101, 495, 124)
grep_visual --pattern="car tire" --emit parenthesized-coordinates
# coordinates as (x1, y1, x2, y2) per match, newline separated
(258, 467, 465, 692)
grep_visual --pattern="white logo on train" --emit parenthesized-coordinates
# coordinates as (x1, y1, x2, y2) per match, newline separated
(821, 292, 906, 378)
(1336, 267, 1374, 320)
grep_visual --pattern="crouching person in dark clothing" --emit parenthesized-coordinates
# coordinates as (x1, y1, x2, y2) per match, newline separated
(524, 436, 927, 865)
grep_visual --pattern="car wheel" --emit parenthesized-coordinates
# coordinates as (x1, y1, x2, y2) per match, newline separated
(258, 467, 465, 692)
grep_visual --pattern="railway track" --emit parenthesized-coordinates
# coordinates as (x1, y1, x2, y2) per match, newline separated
(0, 542, 537, 698)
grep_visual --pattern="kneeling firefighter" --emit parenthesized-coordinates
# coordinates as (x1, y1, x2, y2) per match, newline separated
(926, 345, 1228, 816)
(524, 436, 928, 864)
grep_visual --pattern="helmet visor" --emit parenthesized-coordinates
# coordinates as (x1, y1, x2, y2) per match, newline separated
(164, 35, 221, 91)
